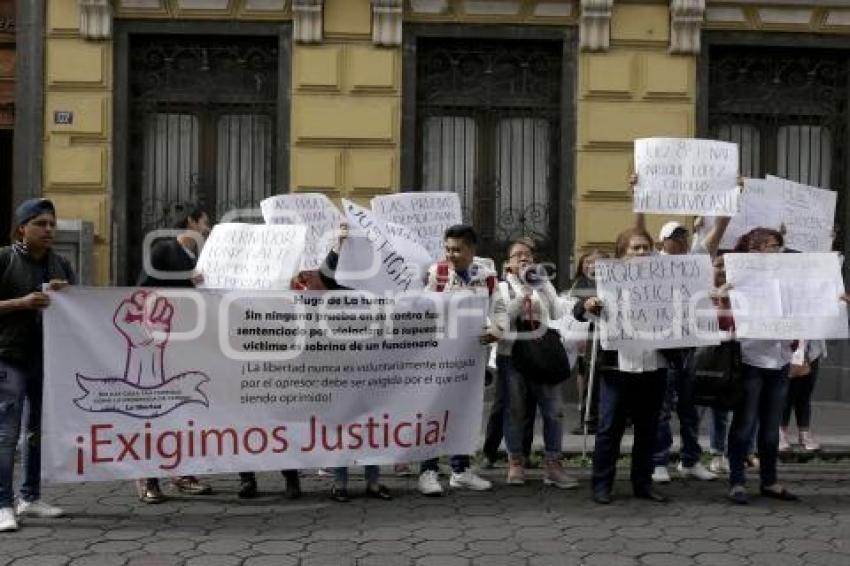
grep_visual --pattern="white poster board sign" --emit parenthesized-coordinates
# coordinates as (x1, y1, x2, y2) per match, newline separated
(336, 200, 428, 293)
(43, 288, 488, 482)
(724, 252, 848, 339)
(634, 138, 739, 216)
(371, 192, 463, 260)
(595, 254, 721, 349)
(260, 193, 343, 270)
(766, 175, 836, 252)
(196, 223, 306, 290)
(698, 178, 785, 250)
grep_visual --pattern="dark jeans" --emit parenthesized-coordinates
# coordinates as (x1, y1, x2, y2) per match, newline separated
(483, 355, 536, 459)
(0, 357, 43, 508)
(653, 350, 703, 467)
(592, 369, 667, 496)
(239, 470, 299, 484)
(728, 364, 790, 488)
(421, 455, 469, 474)
(782, 359, 819, 429)
(501, 355, 564, 458)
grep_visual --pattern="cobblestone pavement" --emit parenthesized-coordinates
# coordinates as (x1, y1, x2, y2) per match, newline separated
(3, 462, 850, 566)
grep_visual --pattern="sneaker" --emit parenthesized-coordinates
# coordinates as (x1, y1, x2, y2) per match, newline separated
(746, 454, 760, 471)
(652, 466, 671, 483)
(0, 507, 18, 532)
(779, 427, 791, 452)
(418, 470, 444, 497)
(15, 499, 64, 518)
(728, 485, 748, 505)
(172, 476, 212, 495)
(543, 459, 579, 490)
(677, 461, 717, 481)
(800, 430, 821, 451)
(449, 470, 492, 491)
(136, 479, 167, 504)
(709, 455, 730, 474)
(506, 457, 525, 486)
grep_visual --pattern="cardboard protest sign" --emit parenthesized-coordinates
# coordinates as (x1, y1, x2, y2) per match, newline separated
(336, 200, 428, 293)
(196, 223, 306, 290)
(698, 178, 784, 250)
(766, 175, 836, 252)
(724, 252, 848, 339)
(260, 193, 343, 270)
(371, 192, 463, 260)
(634, 138, 739, 216)
(595, 254, 721, 349)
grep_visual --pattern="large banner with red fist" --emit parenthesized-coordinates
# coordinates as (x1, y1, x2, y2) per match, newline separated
(42, 287, 488, 482)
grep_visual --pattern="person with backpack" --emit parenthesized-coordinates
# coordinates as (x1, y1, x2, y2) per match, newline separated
(417, 224, 496, 496)
(492, 237, 577, 489)
(0, 199, 75, 532)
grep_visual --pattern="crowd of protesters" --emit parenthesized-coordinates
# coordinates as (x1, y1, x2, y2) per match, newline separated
(0, 171, 846, 532)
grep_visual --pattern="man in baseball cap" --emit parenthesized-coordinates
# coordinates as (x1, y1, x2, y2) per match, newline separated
(658, 221, 690, 255)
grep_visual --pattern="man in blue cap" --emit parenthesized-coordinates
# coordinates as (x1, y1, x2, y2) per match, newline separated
(0, 198, 75, 532)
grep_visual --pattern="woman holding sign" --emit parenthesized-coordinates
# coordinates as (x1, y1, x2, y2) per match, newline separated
(573, 227, 669, 505)
(726, 228, 798, 504)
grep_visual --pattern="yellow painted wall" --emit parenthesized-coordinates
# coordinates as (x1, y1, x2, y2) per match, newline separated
(44, 0, 112, 284)
(575, 3, 696, 255)
(290, 0, 401, 206)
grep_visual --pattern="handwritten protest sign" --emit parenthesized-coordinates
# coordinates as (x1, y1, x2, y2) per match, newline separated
(766, 175, 835, 252)
(595, 255, 720, 349)
(260, 193, 343, 270)
(43, 287, 487, 481)
(371, 192, 462, 260)
(698, 178, 784, 250)
(336, 200, 428, 293)
(196, 223, 306, 290)
(724, 252, 848, 339)
(634, 138, 739, 216)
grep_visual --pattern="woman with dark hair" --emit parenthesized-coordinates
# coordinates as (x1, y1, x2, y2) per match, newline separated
(567, 250, 609, 434)
(492, 237, 575, 488)
(726, 227, 797, 504)
(574, 226, 669, 504)
(0, 199, 75, 532)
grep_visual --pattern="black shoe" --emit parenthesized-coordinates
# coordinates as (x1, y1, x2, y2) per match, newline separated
(284, 474, 302, 500)
(634, 489, 670, 503)
(366, 484, 393, 501)
(330, 486, 350, 503)
(238, 479, 258, 499)
(592, 491, 612, 505)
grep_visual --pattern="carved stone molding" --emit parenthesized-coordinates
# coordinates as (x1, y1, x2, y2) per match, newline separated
(80, 0, 113, 40)
(580, 0, 613, 52)
(372, 0, 402, 46)
(670, 0, 705, 54)
(293, 0, 323, 44)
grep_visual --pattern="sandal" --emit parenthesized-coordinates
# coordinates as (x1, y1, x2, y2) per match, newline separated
(136, 479, 167, 504)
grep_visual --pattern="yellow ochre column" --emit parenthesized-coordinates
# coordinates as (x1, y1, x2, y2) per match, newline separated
(575, 1, 696, 255)
(43, 0, 112, 284)
(291, 0, 401, 207)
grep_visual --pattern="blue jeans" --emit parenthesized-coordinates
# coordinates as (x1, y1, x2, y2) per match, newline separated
(728, 364, 790, 488)
(500, 355, 564, 459)
(592, 369, 667, 496)
(334, 466, 379, 487)
(483, 358, 536, 460)
(653, 350, 703, 467)
(0, 357, 43, 508)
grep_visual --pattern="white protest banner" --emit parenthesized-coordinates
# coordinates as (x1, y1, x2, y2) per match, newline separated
(336, 200, 427, 293)
(42, 287, 488, 482)
(698, 178, 784, 250)
(724, 252, 848, 339)
(260, 193, 343, 270)
(766, 175, 836, 252)
(634, 138, 739, 216)
(196, 223, 306, 290)
(595, 254, 721, 349)
(371, 192, 463, 260)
